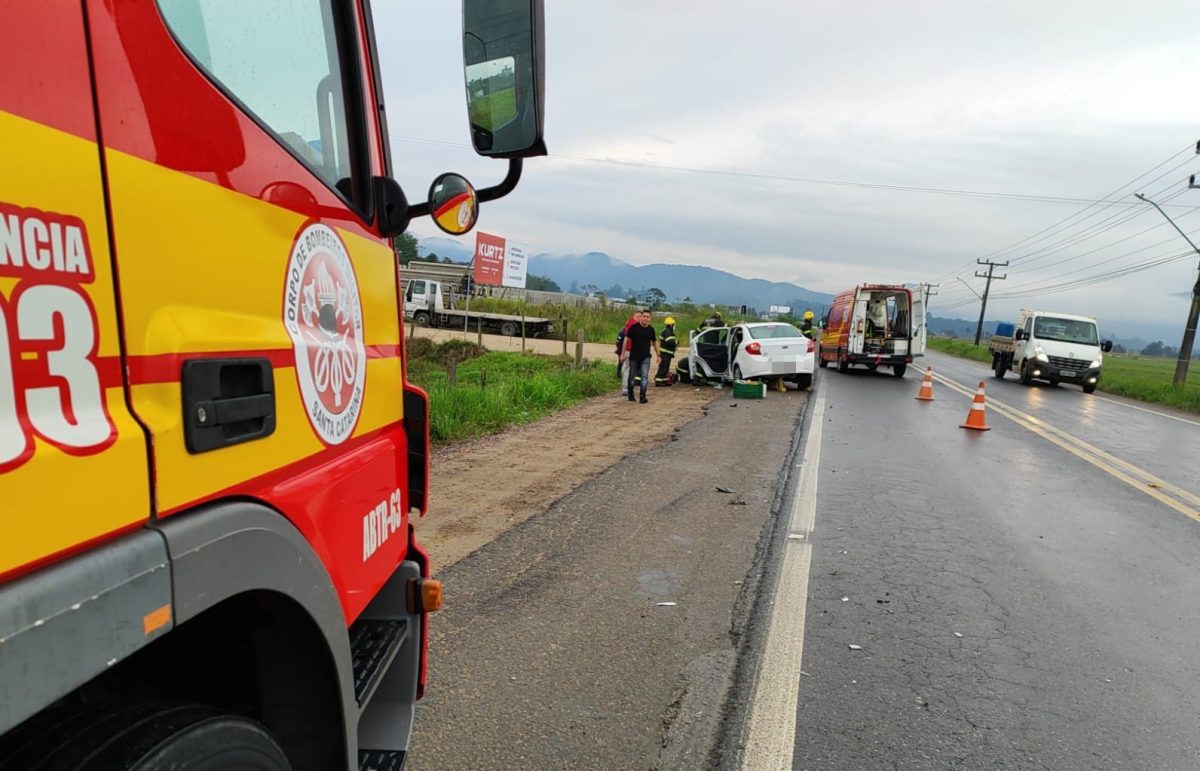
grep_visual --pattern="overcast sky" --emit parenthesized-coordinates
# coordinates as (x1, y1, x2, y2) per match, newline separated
(371, 1, 1200, 331)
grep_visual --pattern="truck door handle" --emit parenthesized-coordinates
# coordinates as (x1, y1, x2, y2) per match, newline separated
(181, 358, 276, 453)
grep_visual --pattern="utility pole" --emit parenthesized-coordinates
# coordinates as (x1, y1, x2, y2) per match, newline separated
(1136, 191, 1200, 387)
(973, 260, 1008, 345)
(918, 282, 939, 306)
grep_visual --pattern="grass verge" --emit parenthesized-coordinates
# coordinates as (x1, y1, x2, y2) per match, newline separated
(406, 340, 617, 443)
(926, 336, 1200, 414)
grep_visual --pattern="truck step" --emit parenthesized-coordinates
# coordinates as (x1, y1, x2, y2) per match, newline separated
(359, 749, 406, 771)
(350, 618, 408, 706)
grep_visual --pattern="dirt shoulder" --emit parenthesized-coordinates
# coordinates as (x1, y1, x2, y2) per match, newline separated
(414, 381, 718, 570)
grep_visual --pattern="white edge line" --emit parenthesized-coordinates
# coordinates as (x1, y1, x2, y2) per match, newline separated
(740, 386, 825, 770)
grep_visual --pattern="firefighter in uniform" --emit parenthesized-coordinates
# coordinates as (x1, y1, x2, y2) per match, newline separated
(799, 309, 816, 338)
(654, 317, 679, 386)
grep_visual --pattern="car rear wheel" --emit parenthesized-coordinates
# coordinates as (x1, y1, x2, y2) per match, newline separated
(794, 374, 813, 390)
(733, 364, 744, 381)
(892, 363, 907, 378)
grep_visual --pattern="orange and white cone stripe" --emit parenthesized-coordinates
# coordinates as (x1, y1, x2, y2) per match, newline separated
(915, 367, 935, 401)
(960, 381, 991, 431)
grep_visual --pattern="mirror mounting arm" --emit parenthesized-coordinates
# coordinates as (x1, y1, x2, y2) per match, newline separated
(477, 158, 523, 203)
(398, 159, 519, 223)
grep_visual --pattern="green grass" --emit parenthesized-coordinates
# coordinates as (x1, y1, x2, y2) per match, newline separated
(926, 336, 1200, 413)
(405, 340, 617, 443)
(464, 297, 756, 345)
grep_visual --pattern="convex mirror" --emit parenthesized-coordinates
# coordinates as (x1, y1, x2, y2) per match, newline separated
(428, 173, 479, 235)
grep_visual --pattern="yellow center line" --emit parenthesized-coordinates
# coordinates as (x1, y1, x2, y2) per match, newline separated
(931, 372, 1200, 523)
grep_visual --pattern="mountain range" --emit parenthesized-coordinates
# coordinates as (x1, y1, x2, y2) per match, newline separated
(416, 237, 1193, 352)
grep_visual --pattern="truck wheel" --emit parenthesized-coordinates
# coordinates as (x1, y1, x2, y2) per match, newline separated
(836, 350, 849, 373)
(500, 321, 519, 336)
(1083, 381, 1098, 394)
(892, 363, 907, 378)
(1018, 360, 1032, 385)
(993, 357, 1007, 379)
(818, 354, 828, 369)
(2, 704, 292, 771)
(413, 311, 431, 327)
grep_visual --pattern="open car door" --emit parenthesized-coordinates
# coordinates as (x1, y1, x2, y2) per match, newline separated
(690, 326, 731, 380)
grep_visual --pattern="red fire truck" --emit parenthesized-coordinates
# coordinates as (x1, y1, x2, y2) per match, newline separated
(0, 1, 545, 768)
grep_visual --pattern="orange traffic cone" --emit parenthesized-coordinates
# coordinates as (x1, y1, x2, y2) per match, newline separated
(915, 367, 935, 401)
(960, 381, 991, 431)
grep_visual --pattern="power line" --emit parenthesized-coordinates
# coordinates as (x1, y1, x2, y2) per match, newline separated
(388, 133, 1200, 209)
(930, 142, 1199, 282)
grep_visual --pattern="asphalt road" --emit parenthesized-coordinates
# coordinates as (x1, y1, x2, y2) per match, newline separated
(407, 385, 809, 770)
(785, 356, 1200, 770)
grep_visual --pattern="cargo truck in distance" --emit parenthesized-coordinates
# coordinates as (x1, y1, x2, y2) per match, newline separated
(403, 279, 557, 337)
(1, 1, 547, 769)
(819, 284, 927, 377)
(988, 310, 1113, 393)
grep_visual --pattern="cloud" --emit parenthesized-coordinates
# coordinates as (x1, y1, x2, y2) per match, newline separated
(375, 0, 1200, 334)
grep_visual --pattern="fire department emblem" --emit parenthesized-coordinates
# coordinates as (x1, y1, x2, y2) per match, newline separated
(284, 223, 366, 445)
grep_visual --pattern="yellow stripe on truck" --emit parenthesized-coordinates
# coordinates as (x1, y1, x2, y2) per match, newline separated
(0, 111, 150, 577)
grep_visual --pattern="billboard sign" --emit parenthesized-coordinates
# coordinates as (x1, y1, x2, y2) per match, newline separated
(473, 231, 506, 286)
(769, 305, 792, 315)
(472, 232, 527, 289)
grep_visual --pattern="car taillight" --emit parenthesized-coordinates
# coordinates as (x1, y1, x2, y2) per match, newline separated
(745, 341, 762, 355)
(806, 339, 815, 353)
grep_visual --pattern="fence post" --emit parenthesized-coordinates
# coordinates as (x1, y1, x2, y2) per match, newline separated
(521, 309, 526, 353)
(477, 316, 483, 347)
(575, 330, 585, 369)
(480, 368, 487, 388)
(562, 318, 568, 356)
(447, 356, 457, 387)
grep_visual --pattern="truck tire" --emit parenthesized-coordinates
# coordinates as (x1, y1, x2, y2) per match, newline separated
(892, 363, 907, 378)
(993, 355, 1007, 379)
(413, 311, 431, 327)
(1018, 360, 1032, 385)
(1083, 380, 1098, 394)
(836, 350, 849, 373)
(818, 354, 828, 369)
(499, 321, 519, 336)
(1, 704, 292, 771)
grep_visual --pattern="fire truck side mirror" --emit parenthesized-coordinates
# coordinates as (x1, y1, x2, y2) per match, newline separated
(462, 0, 547, 160)
(427, 173, 479, 235)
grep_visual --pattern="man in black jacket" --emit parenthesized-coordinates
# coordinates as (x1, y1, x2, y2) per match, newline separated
(620, 309, 660, 403)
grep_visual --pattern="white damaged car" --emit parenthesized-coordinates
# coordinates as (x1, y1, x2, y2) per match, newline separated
(677, 322, 815, 390)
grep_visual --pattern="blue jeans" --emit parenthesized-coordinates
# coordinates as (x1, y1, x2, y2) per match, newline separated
(627, 356, 651, 396)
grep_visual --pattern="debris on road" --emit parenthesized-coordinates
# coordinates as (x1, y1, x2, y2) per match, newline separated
(729, 496, 747, 506)
(841, 596, 850, 602)
(848, 644, 863, 651)
(953, 632, 964, 638)
(656, 602, 678, 607)
(715, 486, 735, 494)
